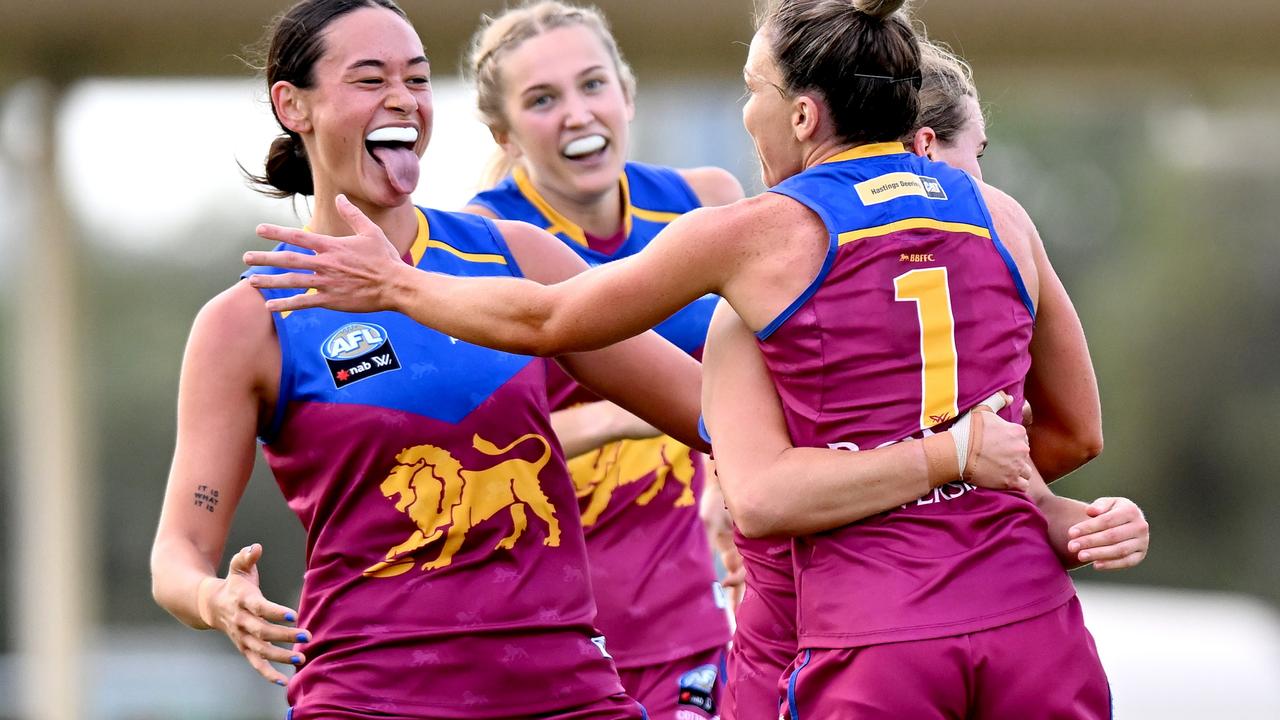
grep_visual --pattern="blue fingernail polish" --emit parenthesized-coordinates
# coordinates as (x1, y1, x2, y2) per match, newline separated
(290, 655, 301, 664)
(275, 679, 286, 687)
(296, 632, 309, 642)
(285, 612, 296, 623)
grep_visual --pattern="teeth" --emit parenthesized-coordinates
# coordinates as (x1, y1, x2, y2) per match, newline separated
(366, 126, 418, 143)
(563, 135, 607, 158)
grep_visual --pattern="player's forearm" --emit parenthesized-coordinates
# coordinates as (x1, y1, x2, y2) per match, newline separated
(551, 402, 659, 458)
(1031, 488, 1090, 569)
(558, 333, 708, 452)
(151, 534, 221, 630)
(384, 264, 563, 355)
(1029, 420, 1102, 482)
(728, 439, 954, 538)
(1026, 471, 1087, 569)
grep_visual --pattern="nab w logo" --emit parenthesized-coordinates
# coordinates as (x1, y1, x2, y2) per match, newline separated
(920, 175, 947, 201)
(323, 323, 387, 360)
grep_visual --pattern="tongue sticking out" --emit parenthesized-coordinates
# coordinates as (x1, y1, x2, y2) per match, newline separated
(371, 146, 420, 195)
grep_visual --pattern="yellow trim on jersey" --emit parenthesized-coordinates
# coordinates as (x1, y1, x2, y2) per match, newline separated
(511, 165, 681, 249)
(822, 142, 909, 165)
(279, 288, 317, 319)
(513, 165, 590, 247)
(837, 218, 992, 246)
(406, 207, 432, 266)
(629, 206, 683, 224)
(421, 240, 508, 265)
(410, 207, 508, 265)
(618, 171, 635, 239)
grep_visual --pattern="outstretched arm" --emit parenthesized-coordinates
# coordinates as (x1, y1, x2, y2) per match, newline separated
(150, 282, 307, 686)
(244, 193, 827, 356)
(245, 195, 737, 356)
(701, 302, 1033, 538)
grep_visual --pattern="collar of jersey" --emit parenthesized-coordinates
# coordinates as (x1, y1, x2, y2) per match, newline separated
(303, 206, 430, 267)
(512, 164, 632, 248)
(821, 142, 909, 165)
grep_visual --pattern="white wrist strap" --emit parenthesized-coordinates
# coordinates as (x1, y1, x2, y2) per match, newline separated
(951, 392, 1008, 475)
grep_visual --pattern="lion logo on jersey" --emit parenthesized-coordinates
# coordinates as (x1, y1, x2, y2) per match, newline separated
(363, 433, 560, 577)
(570, 437, 695, 527)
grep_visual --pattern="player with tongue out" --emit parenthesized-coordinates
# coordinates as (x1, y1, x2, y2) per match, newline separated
(365, 125, 420, 196)
(152, 1, 724, 718)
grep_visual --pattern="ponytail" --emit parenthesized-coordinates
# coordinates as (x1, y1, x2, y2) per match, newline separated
(249, 132, 314, 198)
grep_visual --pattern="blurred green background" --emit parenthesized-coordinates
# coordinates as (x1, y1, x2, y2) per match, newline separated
(1, 1, 1278, 718)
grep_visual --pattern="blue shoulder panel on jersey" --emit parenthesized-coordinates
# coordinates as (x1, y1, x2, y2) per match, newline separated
(959, 174, 1036, 322)
(249, 208, 536, 440)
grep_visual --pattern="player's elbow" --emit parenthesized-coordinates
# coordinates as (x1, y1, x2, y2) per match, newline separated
(514, 321, 579, 357)
(495, 306, 569, 357)
(1064, 422, 1104, 467)
(508, 293, 598, 357)
(1079, 430, 1103, 464)
(729, 487, 786, 539)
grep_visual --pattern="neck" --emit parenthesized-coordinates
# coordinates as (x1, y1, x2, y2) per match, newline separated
(803, 136, 861, 171)
(525, 167, 625, 239)
(309, 192, 420, 256)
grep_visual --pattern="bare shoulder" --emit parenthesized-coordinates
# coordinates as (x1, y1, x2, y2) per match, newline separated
(491, 219, 590, 285)
(676, 191, 825, 268)
(462, 203, 500, 219)
(188, 280, 279, 394)
(695, 192, 830, 330)
(976, 181, 1036, 251)
(975, 179, 1042, 298)
(195, 281, 276, 344)
(687, 191, 815, 235)
(677, 166, 746, 207)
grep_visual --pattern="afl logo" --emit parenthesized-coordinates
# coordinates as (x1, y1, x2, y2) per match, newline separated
(320, 322, 401, 389)
(323, 323, 388, 361)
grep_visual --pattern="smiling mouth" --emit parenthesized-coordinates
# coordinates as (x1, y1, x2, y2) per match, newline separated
(562, 134, 608, 160)
(365, 126, 418, 157)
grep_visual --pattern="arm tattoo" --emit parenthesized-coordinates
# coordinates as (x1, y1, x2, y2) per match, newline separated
(193, 485, 221, 513)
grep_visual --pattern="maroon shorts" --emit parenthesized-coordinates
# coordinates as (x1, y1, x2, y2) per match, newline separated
(538, 693, 651, 720)
(617, 645, 727, 720)
(782, 597, 1110, 720)
(287, 692, 647, 720)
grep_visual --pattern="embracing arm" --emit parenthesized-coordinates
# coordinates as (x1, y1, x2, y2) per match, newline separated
(1026, 472, 1149, 571)
(1023, 230, 1103, 480)
(702, 303, 1032, 538)
(150, 282, 305, 684)
(982, 185, 1102, 480)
